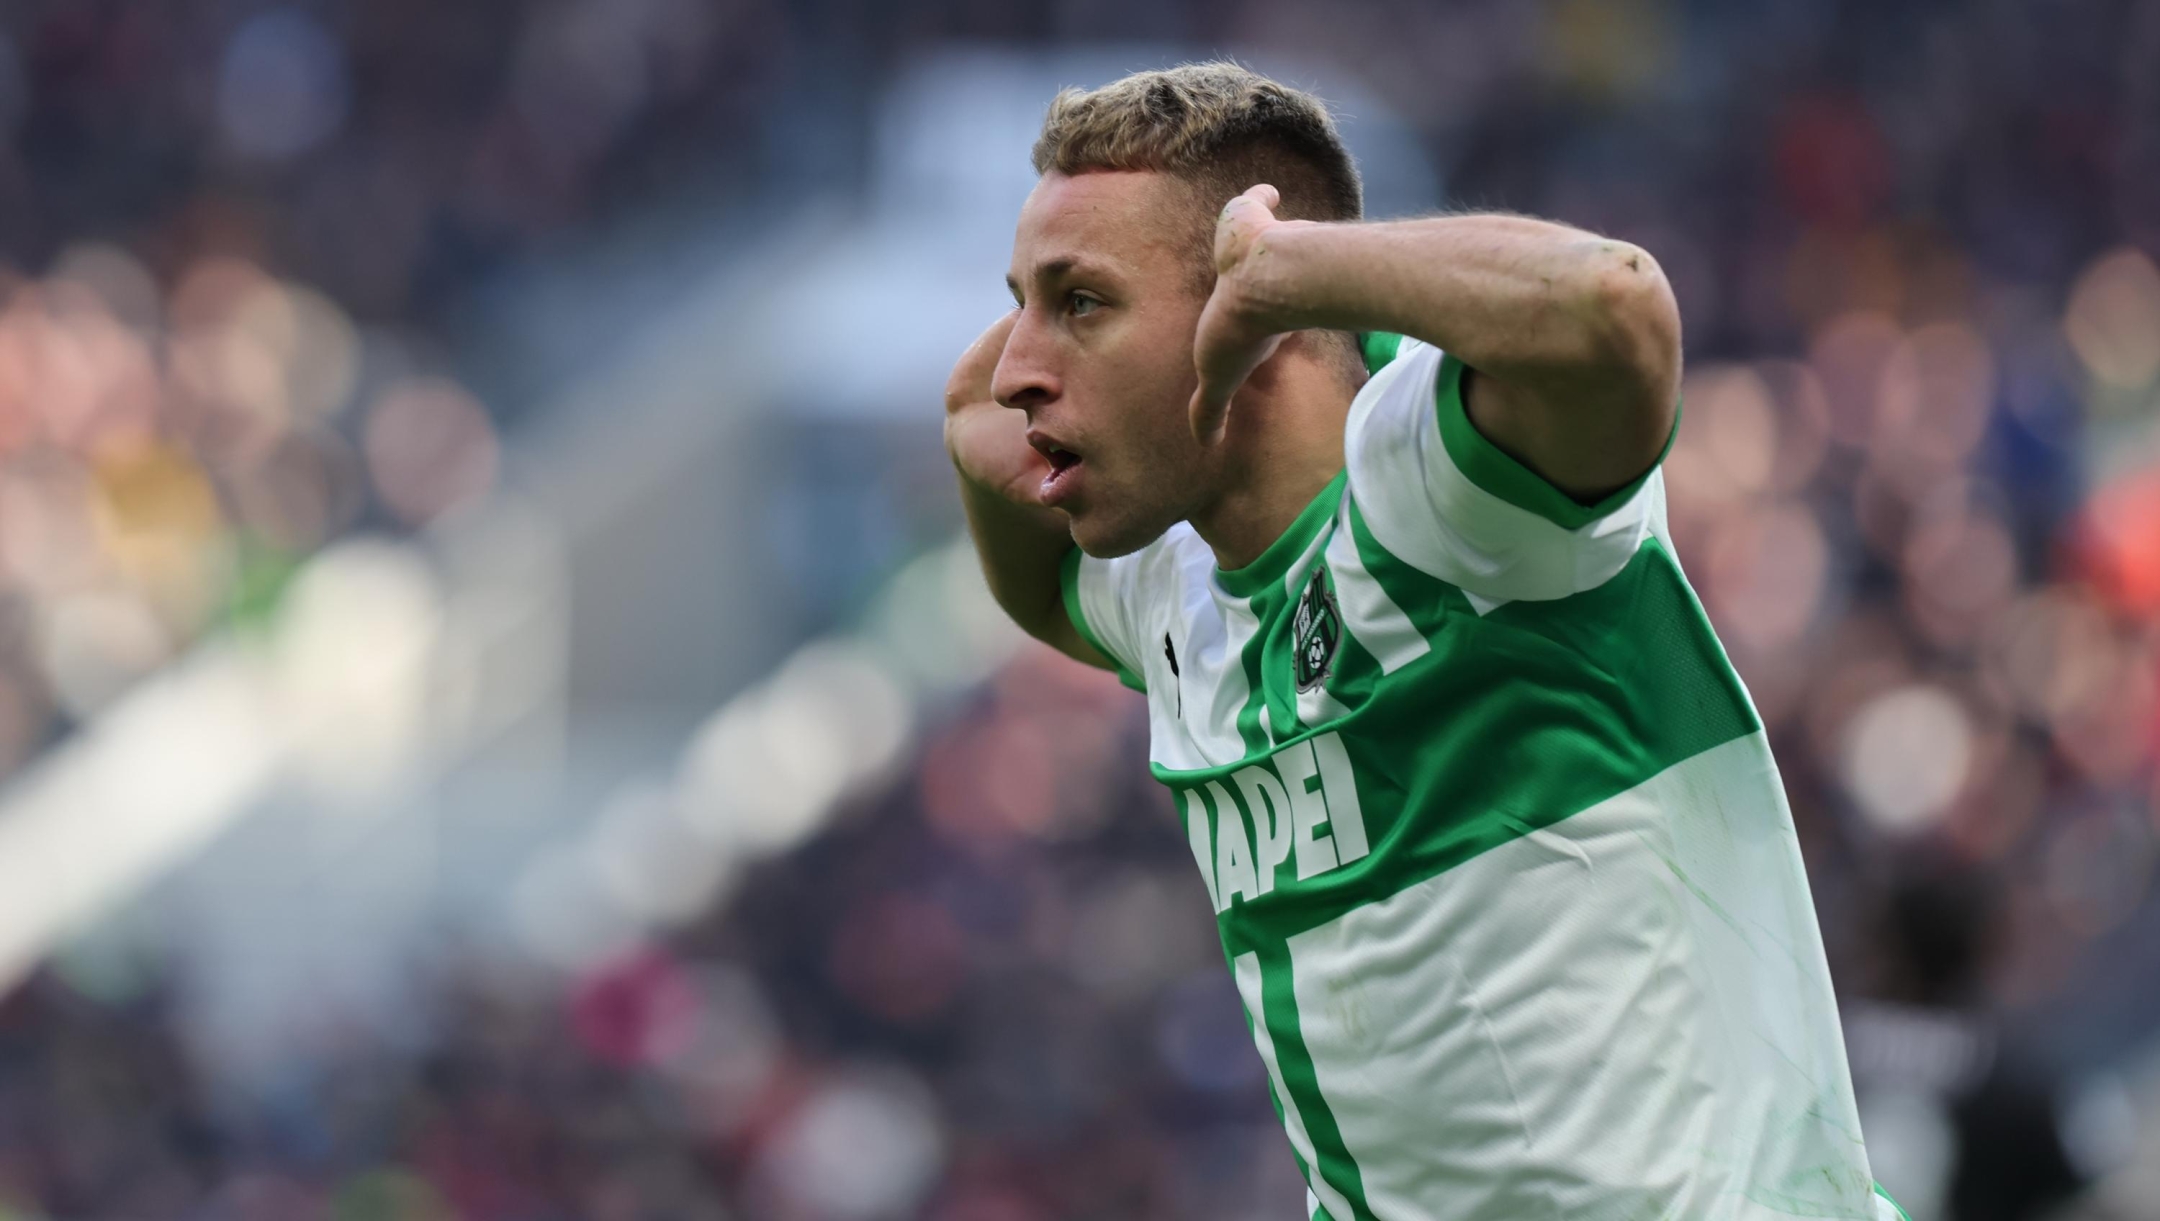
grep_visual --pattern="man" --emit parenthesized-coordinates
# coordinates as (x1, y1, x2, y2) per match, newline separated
(946, 62, 1905, 1220)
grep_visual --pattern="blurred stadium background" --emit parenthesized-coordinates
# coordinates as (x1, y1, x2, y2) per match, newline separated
(0, 1, 2155, 1218)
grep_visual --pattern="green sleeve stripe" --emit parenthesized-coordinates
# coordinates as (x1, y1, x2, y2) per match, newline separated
(1432, 351, 1680, 530)
(1873, 1184, 1912, 1221)
(1059, 547, 1146, 691)
(1358, 331, 1402, 374)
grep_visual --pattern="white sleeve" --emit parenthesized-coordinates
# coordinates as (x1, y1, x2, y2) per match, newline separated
(1343, 334, 1671, 607)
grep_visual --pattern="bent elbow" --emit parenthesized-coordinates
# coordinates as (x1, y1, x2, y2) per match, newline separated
(1583, 243, 1682, 395)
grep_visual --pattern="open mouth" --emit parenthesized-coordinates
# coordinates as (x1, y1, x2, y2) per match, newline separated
(1028, 431, 1085, 504)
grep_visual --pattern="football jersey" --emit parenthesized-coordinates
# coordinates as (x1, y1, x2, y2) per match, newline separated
(1059, 334, 1903, 1220)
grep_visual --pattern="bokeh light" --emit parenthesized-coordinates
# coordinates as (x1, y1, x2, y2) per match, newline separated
(216, 9, 351, 161)
(363, 379, 500, 527)
(1841, 684, 1975, 835)
(758, 1066, 947, 1220)
(2064, 248, 2160, 393)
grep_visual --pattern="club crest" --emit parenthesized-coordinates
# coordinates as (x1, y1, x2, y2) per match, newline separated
(1291, 566, 1341, 693)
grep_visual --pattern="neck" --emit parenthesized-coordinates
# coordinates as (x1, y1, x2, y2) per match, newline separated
(1188, 355, 1355, 571)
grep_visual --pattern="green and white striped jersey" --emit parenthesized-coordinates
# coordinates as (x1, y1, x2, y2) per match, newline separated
(1060, 334, 1904, 1221)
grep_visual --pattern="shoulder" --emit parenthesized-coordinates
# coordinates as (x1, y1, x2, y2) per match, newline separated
(1342, 334, 1450, 530)
(1347, 334, 1447, 457)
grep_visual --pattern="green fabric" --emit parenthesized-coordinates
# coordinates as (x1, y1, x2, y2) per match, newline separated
(1345, 496, 1463, 638)
(1231, 590, 1276, 757)
(1219, 473, 1347, 754)
(1358, 330, 1402, 374)
(1058, 547, 1145, 691)
(1873, 1184, 1912, 1221)
(1247, 1000, 1323, 1216)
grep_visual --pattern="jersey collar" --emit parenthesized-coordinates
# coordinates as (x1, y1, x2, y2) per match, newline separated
(1213, 470, 1348, 600)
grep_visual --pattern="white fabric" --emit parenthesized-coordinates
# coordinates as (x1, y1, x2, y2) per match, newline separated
(1280, 732, 1880, 1220)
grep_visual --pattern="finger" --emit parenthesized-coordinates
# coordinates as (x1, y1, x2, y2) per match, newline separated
(1222, 183, 1277, 218)
(1219, 184, 1275, 226)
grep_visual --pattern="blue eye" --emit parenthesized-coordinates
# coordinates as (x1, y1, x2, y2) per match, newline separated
(1068, 292, 1102, 317)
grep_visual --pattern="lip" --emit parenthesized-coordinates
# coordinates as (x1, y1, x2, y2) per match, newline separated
(1039, 455, 1084, 508)
(1026, 427, 1085, 509)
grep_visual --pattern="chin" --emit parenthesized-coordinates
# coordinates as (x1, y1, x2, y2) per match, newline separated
(1069, 506, 1174, 560)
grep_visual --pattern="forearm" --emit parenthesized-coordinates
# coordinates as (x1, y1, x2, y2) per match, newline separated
(955, 472, 1073, 637)
(1236, 214, 1673, 391)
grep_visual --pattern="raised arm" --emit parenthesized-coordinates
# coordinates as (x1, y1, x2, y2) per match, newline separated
(1191, 186, 1681, 502)
(946, 312, 1112, 669)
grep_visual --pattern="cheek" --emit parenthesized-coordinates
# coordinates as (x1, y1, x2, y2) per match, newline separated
(1108, 401, 1212, 509)
(1078, 307, 1206, 468)
(1103, 393, 1196, 476)
(1120, 324, 1203, 422)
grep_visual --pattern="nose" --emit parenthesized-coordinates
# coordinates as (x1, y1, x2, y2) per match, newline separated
(992, 307, 1060, 413)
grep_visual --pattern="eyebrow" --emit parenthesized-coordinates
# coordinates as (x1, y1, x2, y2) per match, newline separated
(1006, 257, 1085, 302)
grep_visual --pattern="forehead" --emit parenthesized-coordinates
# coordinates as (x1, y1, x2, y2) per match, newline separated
(1010, 170, 1196, 279)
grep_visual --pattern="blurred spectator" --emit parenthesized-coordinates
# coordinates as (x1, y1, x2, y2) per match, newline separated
(1847, 866, 2089, 1220)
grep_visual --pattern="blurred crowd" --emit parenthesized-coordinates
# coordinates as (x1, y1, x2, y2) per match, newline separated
(0, 0, 819, 772)
(1, 0, 2158, 1218)
(1, 654, 1271, 1220)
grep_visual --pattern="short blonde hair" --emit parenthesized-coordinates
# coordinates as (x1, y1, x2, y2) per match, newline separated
(1033, 62, 1363, 267)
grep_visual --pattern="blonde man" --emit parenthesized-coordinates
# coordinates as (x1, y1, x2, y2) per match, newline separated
(946, 61, 1904, 1221)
